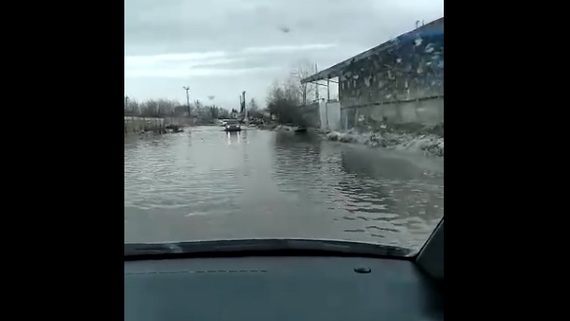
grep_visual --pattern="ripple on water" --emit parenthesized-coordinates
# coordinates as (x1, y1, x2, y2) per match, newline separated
(125, 127, 443, 249)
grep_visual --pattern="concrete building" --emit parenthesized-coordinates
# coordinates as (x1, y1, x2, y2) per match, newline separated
(301, 17, 443, 131)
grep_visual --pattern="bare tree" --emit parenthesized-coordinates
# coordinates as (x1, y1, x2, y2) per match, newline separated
(290, 59, 317, 105)
(264, 59, 319, 125)
(140, 99, 159, 117)
(266, 80, 304, 125)
(174, 105, 188, 117)
(126, 98, 183, 117)
(156, 98, 178, 116)
(218, 108, 230, 118)
(248, 98, 259, 112)
(124, 99, 140, 116)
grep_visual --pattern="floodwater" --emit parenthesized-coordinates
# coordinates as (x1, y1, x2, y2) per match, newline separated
(124, 126, 443, 250)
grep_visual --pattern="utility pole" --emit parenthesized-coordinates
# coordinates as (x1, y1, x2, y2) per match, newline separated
(183, 86, 190, 116)
(242, 91, 247, 119)
(125, 96, 129, 109)
(314, 63, 319, 101)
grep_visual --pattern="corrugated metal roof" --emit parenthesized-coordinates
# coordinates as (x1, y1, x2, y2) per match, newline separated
(301, 17, 443, 83)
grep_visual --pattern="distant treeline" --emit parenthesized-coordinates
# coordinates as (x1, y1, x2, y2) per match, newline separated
(124, 98, 231, 123)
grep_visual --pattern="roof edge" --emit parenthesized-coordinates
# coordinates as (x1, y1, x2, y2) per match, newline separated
(301, 17, 443, 83)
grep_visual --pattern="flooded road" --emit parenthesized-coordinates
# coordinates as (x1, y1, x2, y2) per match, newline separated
(125, 126, 443, 250)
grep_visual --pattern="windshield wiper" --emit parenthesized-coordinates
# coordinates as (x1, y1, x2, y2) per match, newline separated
(124, 238, 413, 260)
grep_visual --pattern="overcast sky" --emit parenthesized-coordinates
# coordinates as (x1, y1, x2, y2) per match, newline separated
(125, 0, 443, 109)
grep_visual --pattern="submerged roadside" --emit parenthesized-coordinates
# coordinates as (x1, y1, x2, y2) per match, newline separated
(319, 123, 444, 158)
(252, 120, 444, 158)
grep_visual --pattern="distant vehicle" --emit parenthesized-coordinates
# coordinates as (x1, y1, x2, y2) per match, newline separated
(224, 119, 241, 132)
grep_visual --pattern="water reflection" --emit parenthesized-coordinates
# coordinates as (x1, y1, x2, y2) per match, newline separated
(338, 147, 443, 245)
(125, 126, 443, 249)
(226, 130, 244, 144)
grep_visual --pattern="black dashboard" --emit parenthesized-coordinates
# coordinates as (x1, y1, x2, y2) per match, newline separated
(125, 255, 443, 321)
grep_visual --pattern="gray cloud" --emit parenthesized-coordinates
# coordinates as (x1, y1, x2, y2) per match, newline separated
(125, 0, 443, 107)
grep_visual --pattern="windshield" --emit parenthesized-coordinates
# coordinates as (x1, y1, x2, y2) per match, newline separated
(125, 0, 444, 254)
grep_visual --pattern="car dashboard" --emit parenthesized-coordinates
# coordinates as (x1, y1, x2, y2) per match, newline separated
(125, 220, 444, 321)
(125, 255, 442, 321)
